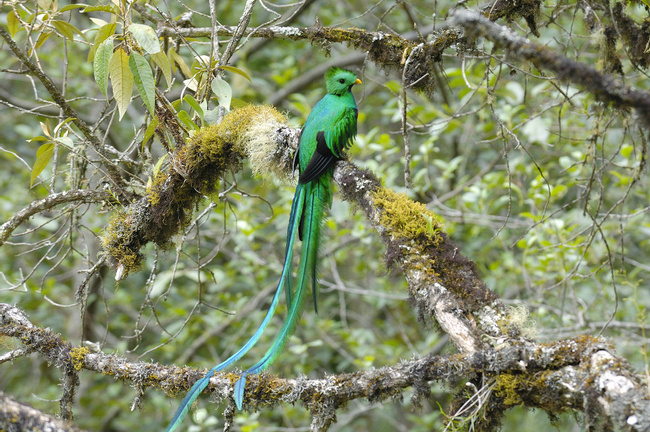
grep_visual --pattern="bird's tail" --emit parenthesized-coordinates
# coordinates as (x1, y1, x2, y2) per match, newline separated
(233, 180, 325, 409)
(165, 186, 307, 432)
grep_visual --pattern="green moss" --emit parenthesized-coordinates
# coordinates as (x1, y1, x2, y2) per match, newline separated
(493, 373, 525, 406)
(371, 186, 497, 312)
(493, 371, 555, 408)
(538, 335, 603, 368)
(101, 208, 144, 276)
(102, 105, 288, 279)
(372, 187, 444, 244)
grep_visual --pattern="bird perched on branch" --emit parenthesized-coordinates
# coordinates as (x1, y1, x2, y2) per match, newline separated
(166, 67, 362, 432)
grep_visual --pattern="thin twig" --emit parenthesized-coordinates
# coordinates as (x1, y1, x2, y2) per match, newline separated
(0, 190, 115, 248)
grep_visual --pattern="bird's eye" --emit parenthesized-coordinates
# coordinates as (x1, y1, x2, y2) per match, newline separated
(339, 78, 345, 84)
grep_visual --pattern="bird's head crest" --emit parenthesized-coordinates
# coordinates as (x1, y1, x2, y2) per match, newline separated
(325, 67, 361, 95)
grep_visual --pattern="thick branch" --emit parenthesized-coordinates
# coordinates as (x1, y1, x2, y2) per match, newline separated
(2, 303, 649, 431)
(450, 10, 650, 127)
(158, 24, 446, 94)
(101, 105, 291, 278)
(333, 162, 499, 353)
(0, 393, 89, 432)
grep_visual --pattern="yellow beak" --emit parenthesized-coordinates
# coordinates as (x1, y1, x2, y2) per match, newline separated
(355, 78, 362, 85)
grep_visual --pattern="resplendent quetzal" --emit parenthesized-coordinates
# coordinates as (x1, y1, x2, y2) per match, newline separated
(166, 67, 361, 432)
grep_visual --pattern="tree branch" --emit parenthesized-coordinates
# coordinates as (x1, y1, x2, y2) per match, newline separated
(450, 10, 650, 128)
(0, 25, 131, 200)
(218, 0, 257, 66)
(2, 303, 649, 431)
(0, 189, 115, 247)
(0, 393, 89, 432)
(158, 24, 449, 94)
(333, 161, 499, 353)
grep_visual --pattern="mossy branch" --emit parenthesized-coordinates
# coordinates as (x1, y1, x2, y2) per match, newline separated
(151, 8, 650, 123)
(333, 162, 500, 354)
(103, 104, 499, 355)
(156, 24, 448, 95)
(102, 105, 293, 278)
(97, 99, 646, 429)
(1, 394, 89, 432)
(2, 303, 649, 431)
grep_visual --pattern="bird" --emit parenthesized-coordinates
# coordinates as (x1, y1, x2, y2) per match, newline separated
(166, 67, 361, 432)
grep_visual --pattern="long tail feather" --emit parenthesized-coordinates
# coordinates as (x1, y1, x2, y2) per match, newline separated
(165, 187, 307, 432)
(311, 248, 319, 314)
(233, 180, 325, 409)
(284, 184, 304, 309)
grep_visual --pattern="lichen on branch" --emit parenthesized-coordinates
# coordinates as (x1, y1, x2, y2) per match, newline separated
(102, 105, 289, 278)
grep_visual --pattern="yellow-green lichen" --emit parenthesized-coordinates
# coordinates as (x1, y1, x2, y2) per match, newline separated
(371, 186, 497, 311)
(70, 346, 91, 371)
(372, 187, 443, 243)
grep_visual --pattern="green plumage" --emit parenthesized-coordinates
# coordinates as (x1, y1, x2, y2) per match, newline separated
(291, 67, 360, 309)
(166, 67, 361, 432)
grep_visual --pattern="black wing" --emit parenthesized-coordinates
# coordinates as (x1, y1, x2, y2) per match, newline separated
(298, 131, 338, 184)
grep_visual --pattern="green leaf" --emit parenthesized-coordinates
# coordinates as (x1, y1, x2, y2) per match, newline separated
(31, 143, 55, 186)
(191, 55, 213, 75)
(53, 117, 77, 135)
(109, 48, 134, 120)
(203, 108, 220, 125)
(621, 144, 633, 158)
(183, 94, 204, 121)
(551, 184, 567, 197)
(52, 20, 84, 40)
(94, 37, 113, 98)
(151, 51, 172, 88)
(83, 5, 118, 13)
(128, 23, 161, 54)
(59, 4, 89, 12)
(211, 76, 231, 111)
(88, 22, 116, 62)
(94, 22, 117, 45)
(152, 153, 168, 177)
(32, 31, 51, 53)
(7, 10, 20, 38)
(143, 116, 159, 146)
(129, 51, 156, 115)
(55, 136, 74, 149)
(169, 48, 190, 77)
(177, 110, 198, 131)
(231, 98, 249, 109)
(218, 65, 252, 83)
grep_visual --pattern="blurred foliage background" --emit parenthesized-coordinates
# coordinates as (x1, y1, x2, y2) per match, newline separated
(0, 0, 649, 430)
